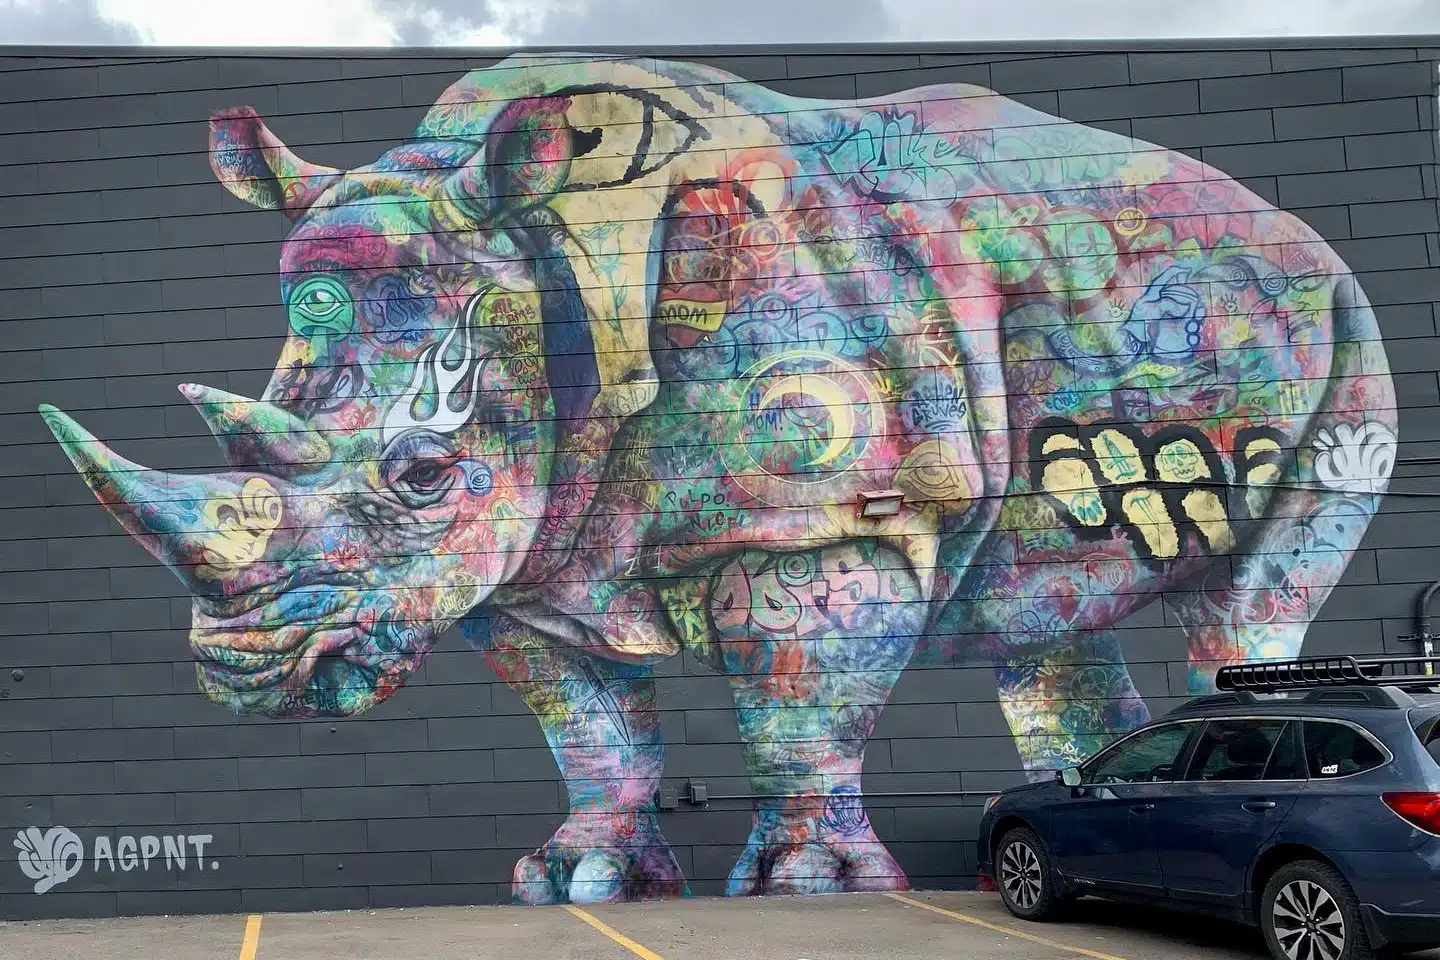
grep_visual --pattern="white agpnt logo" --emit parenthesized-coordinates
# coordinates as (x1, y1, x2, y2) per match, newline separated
(15, 826, 216, 894)
(14, 826, 83, 894)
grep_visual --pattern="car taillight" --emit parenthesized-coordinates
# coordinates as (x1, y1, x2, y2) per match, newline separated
(983, 795, 1001, 813)
(1382, 792, 1440, 833)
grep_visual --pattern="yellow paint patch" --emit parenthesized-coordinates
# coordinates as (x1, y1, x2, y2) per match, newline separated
(1122, 487, 1178, 559)
(1041, 433, 1083, 455)
(1244, 437, 1282, 485)
(1090, 428, 1147, 484)
(656, 298, 725, 332)
(1041, 458, 1106, 527)
(199, 478, 283, 580)
(1153, 437, 1211, 483)
(1182, 489, 1235, 552)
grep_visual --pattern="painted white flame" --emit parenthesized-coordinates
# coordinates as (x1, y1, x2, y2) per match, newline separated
(381, 293, 488, 446)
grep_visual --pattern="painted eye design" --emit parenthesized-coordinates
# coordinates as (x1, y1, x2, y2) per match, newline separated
(392, 457, 459, 509)
(287, 276, 356, 345)
(382, 430, 459, 510)
(400, 459, 453, 492)
(551, 84, 709, 191)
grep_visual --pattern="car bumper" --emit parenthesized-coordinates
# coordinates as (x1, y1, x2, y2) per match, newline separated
(1362, 905, 1440, 950)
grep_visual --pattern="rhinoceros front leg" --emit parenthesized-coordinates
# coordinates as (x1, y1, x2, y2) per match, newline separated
(476, 615, 685, 904)
(709, 543, 923, 896)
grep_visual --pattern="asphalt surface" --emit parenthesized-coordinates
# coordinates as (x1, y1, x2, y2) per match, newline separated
(3, 890, 1438, 960)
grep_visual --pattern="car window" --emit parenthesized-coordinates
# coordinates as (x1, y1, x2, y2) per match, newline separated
(1084, 723, 1194, 784)
(1185, 719, 1289, 781)
(1263, 721, 1308, 780)
(1303, 720, 1386, 778)
(1412, 711, 1440, 767)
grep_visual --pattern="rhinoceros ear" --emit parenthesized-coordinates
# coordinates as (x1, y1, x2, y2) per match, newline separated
(208, 106, 344, 220)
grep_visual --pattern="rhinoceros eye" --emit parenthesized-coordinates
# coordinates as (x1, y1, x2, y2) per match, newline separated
(381, 430, 460, 509)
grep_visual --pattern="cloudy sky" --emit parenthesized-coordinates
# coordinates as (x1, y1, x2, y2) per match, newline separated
(1, 0, 1437, 47)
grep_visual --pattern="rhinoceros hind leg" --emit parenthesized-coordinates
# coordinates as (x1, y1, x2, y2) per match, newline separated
(1172, 280, 1396, 693)
(1169, 487, 1388, 696)
(709, 543, 924, 896)
(996, 629, 1151, 781)
(468, 614, 686, 904)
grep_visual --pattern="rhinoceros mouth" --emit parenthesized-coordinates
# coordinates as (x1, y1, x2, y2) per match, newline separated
(189, 573, 372, 693)
(192, 625, 361, 693)
(190, 565, 364, 621)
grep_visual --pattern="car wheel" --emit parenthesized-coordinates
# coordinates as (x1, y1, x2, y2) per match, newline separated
(995, 827, 1064, 922)
(1261, 860, 1374, 960)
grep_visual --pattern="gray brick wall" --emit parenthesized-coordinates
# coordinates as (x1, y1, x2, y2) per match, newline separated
(0, 40, 1437, 920)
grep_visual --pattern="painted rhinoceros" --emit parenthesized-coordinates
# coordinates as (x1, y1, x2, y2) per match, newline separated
(40, 53, 1397, 904)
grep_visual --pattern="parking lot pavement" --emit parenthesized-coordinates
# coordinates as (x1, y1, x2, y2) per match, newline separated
(5, 891, 1439, 960)
(0, 912, 254, 959)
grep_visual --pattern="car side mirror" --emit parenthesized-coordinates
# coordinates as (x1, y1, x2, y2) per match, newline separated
(1059, 767, 1083, 788)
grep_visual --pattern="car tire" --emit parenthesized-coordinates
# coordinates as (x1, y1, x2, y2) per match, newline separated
(995, 827, 1065, 922)
(1260, 860, 1374, 960)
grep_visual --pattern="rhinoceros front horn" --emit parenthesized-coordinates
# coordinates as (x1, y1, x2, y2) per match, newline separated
(38, 403, 292, 595)
(178, 383, 330, 475)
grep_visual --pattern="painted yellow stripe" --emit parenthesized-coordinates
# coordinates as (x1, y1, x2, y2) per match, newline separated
(238, 913, 263, 960)
(563, 904, 665, 960)
(883, 892, 1128, 960)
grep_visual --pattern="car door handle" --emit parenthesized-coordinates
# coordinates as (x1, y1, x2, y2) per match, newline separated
(1129, 803, 1156, 813)
(1242, 800, 1277, 812)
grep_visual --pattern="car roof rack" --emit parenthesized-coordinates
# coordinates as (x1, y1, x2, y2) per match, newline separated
(1175, 691, 1262, 711)
(1215, 655, 1440, 700)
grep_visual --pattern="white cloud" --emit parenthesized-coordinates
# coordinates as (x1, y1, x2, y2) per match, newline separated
(2, 0, 1439, 47)
(93, 0, 402, 45)
(880, 0, 1439, 40)
(418, 0, 539, 46)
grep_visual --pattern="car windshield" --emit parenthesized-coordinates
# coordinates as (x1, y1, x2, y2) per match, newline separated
(1082, 722, 1194, 784)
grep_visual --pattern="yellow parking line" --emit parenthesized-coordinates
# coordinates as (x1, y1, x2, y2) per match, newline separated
(563, 904, 665, 960)
(238, 914, 263, 960)
(883, 893, 1128, 960)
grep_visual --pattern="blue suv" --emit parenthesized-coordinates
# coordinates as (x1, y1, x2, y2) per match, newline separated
(977, 656, 1440, 960)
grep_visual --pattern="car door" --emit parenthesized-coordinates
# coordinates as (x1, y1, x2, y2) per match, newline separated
(1047, 720, 1200, 895)
(1153, 717, 1307, 907)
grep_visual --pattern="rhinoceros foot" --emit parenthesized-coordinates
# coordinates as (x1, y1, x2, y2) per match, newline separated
(725, 794, 909, 897)
(512, 810, 687, 905)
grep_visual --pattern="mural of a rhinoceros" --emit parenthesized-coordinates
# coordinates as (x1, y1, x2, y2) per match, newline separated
(40, 53, 1397, 904)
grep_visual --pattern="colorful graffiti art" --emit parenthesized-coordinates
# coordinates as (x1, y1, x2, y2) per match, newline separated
(40, 54, 1397, 903)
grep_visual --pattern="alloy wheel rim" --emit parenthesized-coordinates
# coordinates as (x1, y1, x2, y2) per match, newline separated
(1272, 879, 1346, 960)
(999, 840, 1043, 911)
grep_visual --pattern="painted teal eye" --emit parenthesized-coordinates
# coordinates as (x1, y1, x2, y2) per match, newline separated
(287, 276, 355, 348)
